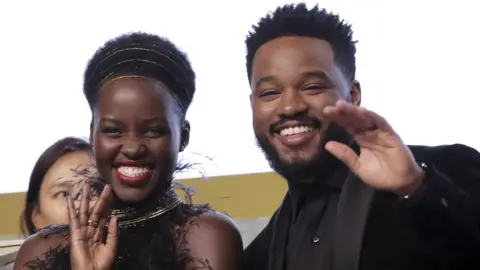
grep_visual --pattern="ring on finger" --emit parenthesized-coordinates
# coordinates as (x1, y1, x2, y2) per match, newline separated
(87, 219, 99, 228)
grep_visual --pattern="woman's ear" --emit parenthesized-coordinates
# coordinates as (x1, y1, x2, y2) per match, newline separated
(89, 118, 94, 145)
(89, 118, 96, 154)
(30, 205, 43, 231)
(180, 120, 190, 152)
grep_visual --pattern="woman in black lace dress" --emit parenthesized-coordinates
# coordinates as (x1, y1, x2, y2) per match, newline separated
(13, 32, 244, 270)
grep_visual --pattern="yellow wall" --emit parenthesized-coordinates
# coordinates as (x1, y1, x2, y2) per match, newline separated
(0, 172, 287, 238)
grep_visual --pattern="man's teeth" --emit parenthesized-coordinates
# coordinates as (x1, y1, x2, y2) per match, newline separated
(117, 166, 150, 177)
(279, 126, 315, 136)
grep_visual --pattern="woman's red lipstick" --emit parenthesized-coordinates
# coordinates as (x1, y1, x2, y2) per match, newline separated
(114, 161, 153, 185)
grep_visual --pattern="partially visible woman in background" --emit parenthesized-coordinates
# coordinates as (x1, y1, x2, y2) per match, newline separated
(21, 136, 95, 236)
(2, 137, 96, 270)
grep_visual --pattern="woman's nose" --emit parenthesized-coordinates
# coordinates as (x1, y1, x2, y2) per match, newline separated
(121, 138, 147, 159)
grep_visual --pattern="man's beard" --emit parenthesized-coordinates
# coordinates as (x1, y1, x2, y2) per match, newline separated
(255, 122, 352, 182)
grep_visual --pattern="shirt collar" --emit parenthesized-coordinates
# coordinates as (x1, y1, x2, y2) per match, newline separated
(286, 142, 359, 218)
(288, 161, 348, 218)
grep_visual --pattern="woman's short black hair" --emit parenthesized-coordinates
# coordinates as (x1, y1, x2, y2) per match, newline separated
(83, 32, 196, 117)
(21, 137, 92, 236)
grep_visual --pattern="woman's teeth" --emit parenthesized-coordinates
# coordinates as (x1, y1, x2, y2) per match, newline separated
(116, 166, 150, 177)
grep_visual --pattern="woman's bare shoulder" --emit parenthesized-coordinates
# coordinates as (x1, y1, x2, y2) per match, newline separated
(180, 210, 241, 243)
(14, 226, 69, 270)
(180, 211, 244, 270)
(190, 211, 239, 232)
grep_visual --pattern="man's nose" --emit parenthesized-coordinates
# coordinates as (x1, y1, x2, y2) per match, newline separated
(276, 90, 308, 118)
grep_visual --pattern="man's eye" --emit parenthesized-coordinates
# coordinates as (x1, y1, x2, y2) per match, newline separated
(305, 84, 324, 89)
(259, 90, 280, 97)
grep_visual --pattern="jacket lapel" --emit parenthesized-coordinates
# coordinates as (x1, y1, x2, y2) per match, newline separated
(268, 194, 292, 270)
(331, 172, 375, 270)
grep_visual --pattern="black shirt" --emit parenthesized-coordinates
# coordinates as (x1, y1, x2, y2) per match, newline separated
(284, 165, 348, 270)
(246, 145, 480, 270)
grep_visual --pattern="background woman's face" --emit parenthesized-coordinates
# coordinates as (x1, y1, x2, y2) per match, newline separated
(91, 77, 183, 203)
(32, 151, 96, 230)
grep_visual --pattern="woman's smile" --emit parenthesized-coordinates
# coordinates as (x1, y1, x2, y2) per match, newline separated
(114, 166, 153, 185)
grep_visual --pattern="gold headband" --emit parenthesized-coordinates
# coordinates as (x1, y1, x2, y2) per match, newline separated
(99, 75, 150, 88)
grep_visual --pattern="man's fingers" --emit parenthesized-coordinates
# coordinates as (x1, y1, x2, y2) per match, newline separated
(324, 101, 379, 134)
(365, 109, 394, 133)
(325, 141, 360, 172)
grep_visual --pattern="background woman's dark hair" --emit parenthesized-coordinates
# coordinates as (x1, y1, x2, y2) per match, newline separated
(21, 137, 92, 236)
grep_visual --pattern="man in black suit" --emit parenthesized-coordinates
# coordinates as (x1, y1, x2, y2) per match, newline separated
(243, 3, 480, 270)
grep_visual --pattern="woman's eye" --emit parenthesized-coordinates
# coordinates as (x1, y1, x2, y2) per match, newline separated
(145, 127, 162, 137)
(55, 191, 69, 198)
(101, 127, 122, 137)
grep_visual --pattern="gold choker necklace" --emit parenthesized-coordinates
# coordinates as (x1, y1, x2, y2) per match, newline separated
(110, 187, 182, 228)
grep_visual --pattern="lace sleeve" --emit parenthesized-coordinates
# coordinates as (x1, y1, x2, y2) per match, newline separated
(13, 226, 70, 270)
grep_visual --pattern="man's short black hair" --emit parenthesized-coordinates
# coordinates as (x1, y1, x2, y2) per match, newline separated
(245, 3, 357, 83)
(84, 32, 195, 116)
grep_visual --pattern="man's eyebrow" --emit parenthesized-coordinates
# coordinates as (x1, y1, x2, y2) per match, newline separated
(298, 70, 332, 83)
(254, 75, 277, 89)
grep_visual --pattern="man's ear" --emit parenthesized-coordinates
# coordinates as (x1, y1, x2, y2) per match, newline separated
(349, 80, 362, 106)
(180, 120, 190, 152)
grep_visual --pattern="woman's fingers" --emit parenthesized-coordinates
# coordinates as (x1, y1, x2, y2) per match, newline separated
(68, 183, 116, 270)
(86, 185, 112, 236)
(92, 216, 108, 241)
(89, 185, 111, 221)
(105, 216, 118, 252)
(67, 195, 80, 232)
(67, 193, 89, 258)
(78, 183, 90, 226)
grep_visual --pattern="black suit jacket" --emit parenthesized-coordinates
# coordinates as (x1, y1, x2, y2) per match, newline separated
(244, 144, 480, 270)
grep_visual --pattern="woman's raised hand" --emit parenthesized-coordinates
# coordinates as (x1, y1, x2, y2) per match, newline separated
(67, 183, 117, 270)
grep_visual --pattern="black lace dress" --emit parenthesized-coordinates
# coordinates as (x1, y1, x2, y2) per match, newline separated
(22, 190, 212, 270)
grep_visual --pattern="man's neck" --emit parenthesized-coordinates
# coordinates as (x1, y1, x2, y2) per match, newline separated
(286, 149, 342, 181)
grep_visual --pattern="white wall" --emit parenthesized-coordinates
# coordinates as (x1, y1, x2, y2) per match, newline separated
(0, 0, 478, 194)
